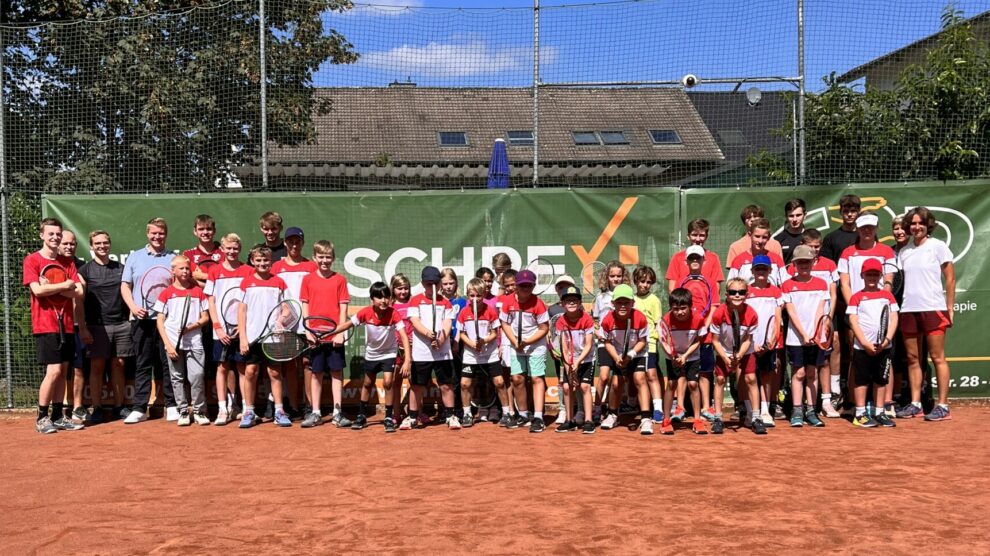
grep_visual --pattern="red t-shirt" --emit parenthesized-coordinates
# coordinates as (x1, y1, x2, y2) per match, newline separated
(299, 271, 350, 321)
(23, 252, 80, 334)
(666, 248, 725, 286)
(183, 243, 222, 271)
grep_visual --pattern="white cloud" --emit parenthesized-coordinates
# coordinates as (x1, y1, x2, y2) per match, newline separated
(347, 1, 425, 17)
(361, 40, 557, 77)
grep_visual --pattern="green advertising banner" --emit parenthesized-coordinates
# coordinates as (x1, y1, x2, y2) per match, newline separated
(683, 180, 990, 397)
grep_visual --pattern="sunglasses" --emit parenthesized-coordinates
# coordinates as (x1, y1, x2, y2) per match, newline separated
(726, 289, 748, 296)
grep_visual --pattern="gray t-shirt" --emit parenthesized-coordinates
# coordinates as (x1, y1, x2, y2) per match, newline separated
(79, 259, 128, 325)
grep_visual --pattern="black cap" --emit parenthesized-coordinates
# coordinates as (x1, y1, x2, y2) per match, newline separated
(421, 266, 441, 283)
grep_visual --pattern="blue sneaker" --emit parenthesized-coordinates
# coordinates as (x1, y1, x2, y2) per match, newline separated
(924, 405, 951, 421)
(804, 406, 825, 427)
(652, 409, 664, 424)
(895, 404, 924, 419)
(274, 409, 292, 427)
(239, 410, 257, 429)
(789, 409, 804, 427)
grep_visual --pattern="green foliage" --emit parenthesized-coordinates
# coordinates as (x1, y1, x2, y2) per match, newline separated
(2, 0, 358, 193)
(752, 4, 990, 184)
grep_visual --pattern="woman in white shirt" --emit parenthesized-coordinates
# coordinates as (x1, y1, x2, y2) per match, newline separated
(894, 207, 956, 422)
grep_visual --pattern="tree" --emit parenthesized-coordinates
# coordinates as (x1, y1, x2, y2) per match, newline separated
(2, 0, 358, 193)
(749, 4, 990, 184)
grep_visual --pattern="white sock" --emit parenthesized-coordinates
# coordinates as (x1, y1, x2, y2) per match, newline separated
(938, 403, 949, 410)
(534, 412, 543, 420)
(463, 408, 472, 418)
(912, 401, 922, 408)
(760, 401, 769, 415)
(520, 410, 530, 418)
(830, 375, 841, 393)
(652, 398, 662, 411)
(312, 409, 322, 417)
(218, 401, 227, 412)
(332, 408, 340, 417)
(875, 406, 884, 416)
(855, 406, 866, 416)
(821, 393, 831, 401)
(502, 405, 511, 414)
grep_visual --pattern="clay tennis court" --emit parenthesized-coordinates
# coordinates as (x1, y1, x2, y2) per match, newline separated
(3, 405, 989, 553)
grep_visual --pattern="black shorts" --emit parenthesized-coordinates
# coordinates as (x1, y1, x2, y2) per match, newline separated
(609, 356, 647, 376)
(853, 348, 891, 386)
(787, 345, 825, 370)
(242, 343, 274, 366)
(35, 333, 75, 365)
(666, 358, 701, 382)
(699, 343, 715, 373)
(362, 358, 396, 376)
(310, 343, 346, 373)
(561, 362, 595, 385)
(755, 350, 777, 374)
(596, 346, 614, 368)
(461, 361, 498, 379)
(412, 360, 455, 386)
(211, 336, 247, 364)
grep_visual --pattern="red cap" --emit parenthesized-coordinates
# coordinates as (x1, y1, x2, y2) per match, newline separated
(861, 259, 882, 273)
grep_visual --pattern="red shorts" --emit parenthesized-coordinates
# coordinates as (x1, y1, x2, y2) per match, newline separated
(899, 311, 950, 338)
(714, 352, 756, 377)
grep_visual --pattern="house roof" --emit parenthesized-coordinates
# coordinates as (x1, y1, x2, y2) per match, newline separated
(837, 10, 990, 83)
(265, 87, 724, 166)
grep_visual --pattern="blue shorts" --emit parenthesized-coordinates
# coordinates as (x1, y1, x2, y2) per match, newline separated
(787, 345, 826, 369)
(310, 343, 346, 373)
(212, 337, 247, 364)
(647, 352, 659, 371)
(699, 343, 715, 373)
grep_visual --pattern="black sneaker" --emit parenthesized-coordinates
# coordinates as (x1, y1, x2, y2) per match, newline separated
(461, 414, 474, 428)
(351, 414, 368, 430)
(876, 413, 897, 428)
(498, 413, 513, 428)
(383, 417, 397, 433)
(752, 418, 768, 435)
(516, 415, 532, 429)
(556, 420, 577, 433)
(711, 418, 724, 434)
(582, 421, 596, 434)
(529, 417, 546, 433)
(89, 406, 105, 425)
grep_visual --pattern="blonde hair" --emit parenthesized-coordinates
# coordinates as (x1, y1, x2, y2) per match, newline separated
(390, 273, 411, 301)
(313, 240, 335, 257)
(491, 252, 511, 274)
(440, 267, 459, 296)
(599, 260, 630, 292)
(171, 255, 190, 269)
(725, 277, 748, 291)
(220, 232, 241, 246)
(147, 217, 168, 234)
(466, 277, 486, 297)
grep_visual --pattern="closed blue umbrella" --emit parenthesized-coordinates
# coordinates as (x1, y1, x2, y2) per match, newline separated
(486, 138, 509, 189)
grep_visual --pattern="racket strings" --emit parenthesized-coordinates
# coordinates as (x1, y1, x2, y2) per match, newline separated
(264, 331, 307, 361)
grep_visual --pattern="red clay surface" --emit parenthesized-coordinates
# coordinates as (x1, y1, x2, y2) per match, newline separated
(2, 406, 989, 554)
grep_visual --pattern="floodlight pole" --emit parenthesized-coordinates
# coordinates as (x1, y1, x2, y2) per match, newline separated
(532, 0, 540, 188)
(259, 0, 269, 188)
(0, 24, 12, 408)
(797, 0, 806, 184)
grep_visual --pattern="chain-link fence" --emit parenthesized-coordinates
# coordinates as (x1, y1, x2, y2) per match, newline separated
(3, 0, 990, 406)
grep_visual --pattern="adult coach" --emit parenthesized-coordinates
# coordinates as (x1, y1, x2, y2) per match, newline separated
(774, 198, 806, 264)
(24, 218, 85, 434)
(78, 230, 135, 422)
(895, 207, 956, 421)
(121, 217, 177, 424)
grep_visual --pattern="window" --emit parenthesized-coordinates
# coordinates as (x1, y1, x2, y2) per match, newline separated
(717, 129, 748, 146)
(599, 131, 629, 145)
(649, 129, 682, 144)
(507, 131, 534, 146)
(572, 131, 599, 146)
(438, 131, 468, 146)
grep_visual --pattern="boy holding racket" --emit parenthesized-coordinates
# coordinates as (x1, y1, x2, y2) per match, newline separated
(204, 233, 251, 425)
(458, 278, 502, 428)
(298, 240, 351, 428)
(597, 285, 651, 434)
(272, 227, 315, 419)
(670, 246, 717, 423)
(405, 266, 459, 430)
(121, 217, 177, 424)
(710, 277, 763, 434)
(24, 218, 85, 434)
(747, 256, 784, 427)
(499, 269, 551, 432)
(155, 256, 210, 426)
(781, 245, 830, 427)
(552, 285, 596, 433)
(328, 281, 411, 432)
(237, 245, 292, 428)
(847, 259, 899, 428)
(633, 265, 665, 424)
(658, 288, 707, 435)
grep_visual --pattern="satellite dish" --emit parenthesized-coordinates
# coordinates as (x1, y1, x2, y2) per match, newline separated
(745, 86, 762, 106)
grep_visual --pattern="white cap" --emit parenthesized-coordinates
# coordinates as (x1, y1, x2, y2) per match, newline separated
(856, 214, 879, 228)
(555, 274, 576, 287)
(686, 245, 705, 258)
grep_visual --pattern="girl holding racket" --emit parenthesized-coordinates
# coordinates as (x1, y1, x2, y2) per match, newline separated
(591, 260, 628, 424)
(847, 259, 899, 428)
(895, 207, 956, 422)
(552, 286, 596, 434)
(390, 273, 414, 425)
(781, 246, 830, 428)
(237, 245, 291, 428)
(204, 233, 251, 425)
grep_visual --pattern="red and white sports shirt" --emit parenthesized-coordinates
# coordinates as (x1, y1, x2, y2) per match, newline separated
(407, 293, 456, 361)
(600, 308, 650, 359)
(746, 284, 784, 349)
(23, 252, 80, 334)
(709, 303, 759, 355)
(781, 277, 829, 346)
(457, 302, 501, 365)
(154, 285, 207, 350)
(350, 306, 405, 361)
(499, 294, 550, 357)
(203, 263, 252, 339)
(838, 242, 896, 296)
(239, 274, 287, 343)
(846, 290, 899, 351)
(728, 250, 786, 287)
(659, 311, 707, 362)
(555, 312, 596, 363)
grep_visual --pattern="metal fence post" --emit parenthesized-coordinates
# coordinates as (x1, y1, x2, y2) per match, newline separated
(260, 0, 269, 188)
(797, 0, 806, 184)
(0, 25, 13, 408)
(532, 0, 540, 188)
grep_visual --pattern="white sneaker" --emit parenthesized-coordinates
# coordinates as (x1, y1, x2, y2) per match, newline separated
(601, 413, 618, 430)
(214, 410, 229, 426)
(761, 413, 774, 426)
(447, 415, 462, 430)
(166, 406, 180, 421)
(821, 400, 841, 418)
(639, 419, 654, 435)
(177, 412, 192, 426)
(399, 416, 414, 430)
(124, 410, 147, 424)
(554, 410, 567, 425)
(194, 413, 211, 426)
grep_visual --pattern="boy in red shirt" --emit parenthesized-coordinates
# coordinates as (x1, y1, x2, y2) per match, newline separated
(658, 288, 707, 435)
(597, 284, 651, 434)
(552, 285, 596, 434)
(405, 266, 459, 430)
(710, 277, 763, 434)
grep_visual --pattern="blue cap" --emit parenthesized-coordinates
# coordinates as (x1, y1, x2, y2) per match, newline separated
(421, 266, 441, 283)
(752, 255, 772, 268)
(285, 227, 304, 239)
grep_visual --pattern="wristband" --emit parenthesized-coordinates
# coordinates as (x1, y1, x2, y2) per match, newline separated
(213, 322, 222, 330)
(626, 349, 637, 359)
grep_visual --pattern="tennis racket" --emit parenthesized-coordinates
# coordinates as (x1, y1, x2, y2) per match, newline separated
(40, 264, 69, 348)
(526, 257, 558, 297)
(581, 260, 606, 296)
(730, 307, 741, 364)
(303, 316, 338, 345)
(883, 261, 903, 301)
(196, 258, 218, 278)
(430, 291, 438, 349)
(258, 300, 305, 362)
(561, 321, 575, 368)
(658, 319, 678, 364)
(516, 305, 524, 352)
(679, 274, 713, 317)
(472, 299, 482, 351)
(175, 294, 191, 347)
(877, 304, 890, 349)
(548, 314, 564, 361)
(761, 314, 777, 351)
(139, 265, 173, 313)
(623, 311, 632, 363)
(219, 287, 243, 361)
(813, 315, 833, 350)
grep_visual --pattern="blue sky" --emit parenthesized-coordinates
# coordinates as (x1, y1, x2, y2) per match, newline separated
(315, 0, 990, 92)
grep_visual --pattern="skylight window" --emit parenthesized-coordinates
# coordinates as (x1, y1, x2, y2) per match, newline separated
(572, 131, 599, 146)
(438, 131, 468, 146)
(649, 129, 682, 144)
